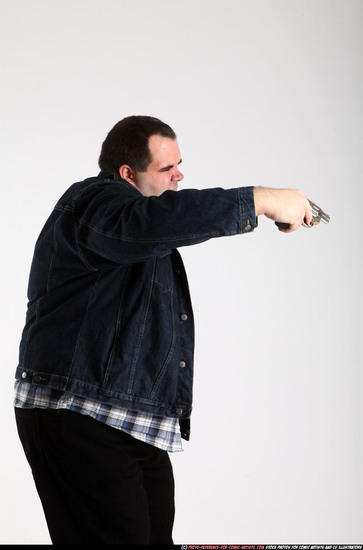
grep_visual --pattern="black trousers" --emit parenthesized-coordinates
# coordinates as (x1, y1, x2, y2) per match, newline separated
(15, 407, 175, 545)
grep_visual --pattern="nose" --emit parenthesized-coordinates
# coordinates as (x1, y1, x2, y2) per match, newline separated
(173, 169, 184, 182)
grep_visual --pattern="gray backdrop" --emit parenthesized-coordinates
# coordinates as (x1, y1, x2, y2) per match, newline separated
(1, 0, 362, 544)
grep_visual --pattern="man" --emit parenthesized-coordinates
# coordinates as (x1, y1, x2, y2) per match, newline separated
(14, 116, 312, 545)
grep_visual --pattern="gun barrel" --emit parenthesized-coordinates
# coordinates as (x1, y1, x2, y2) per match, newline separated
(308, 199, 330, 225)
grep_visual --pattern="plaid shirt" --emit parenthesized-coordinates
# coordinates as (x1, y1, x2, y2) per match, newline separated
(14, 380, 183, 452)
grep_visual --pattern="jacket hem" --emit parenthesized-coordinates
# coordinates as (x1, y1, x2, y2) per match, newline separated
(15, 365, 192, 419)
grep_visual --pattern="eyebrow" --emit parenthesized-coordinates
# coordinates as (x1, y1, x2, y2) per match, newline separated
(158, 159, 182, 172)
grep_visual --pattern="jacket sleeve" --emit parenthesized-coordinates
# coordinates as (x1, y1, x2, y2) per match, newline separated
(71, 180, 257, 265)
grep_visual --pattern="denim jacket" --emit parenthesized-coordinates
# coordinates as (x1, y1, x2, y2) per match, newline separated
(16, 172, 257, 422)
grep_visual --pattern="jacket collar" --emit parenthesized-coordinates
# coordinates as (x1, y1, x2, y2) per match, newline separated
(98, 171, 141, 195)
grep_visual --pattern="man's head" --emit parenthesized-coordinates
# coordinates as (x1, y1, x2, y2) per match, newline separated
(98, 115, 184, 196)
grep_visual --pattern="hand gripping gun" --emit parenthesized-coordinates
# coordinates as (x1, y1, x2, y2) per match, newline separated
(275, 199, 331, 230)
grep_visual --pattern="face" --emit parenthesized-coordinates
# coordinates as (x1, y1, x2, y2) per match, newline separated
(120, 134, 184, 197)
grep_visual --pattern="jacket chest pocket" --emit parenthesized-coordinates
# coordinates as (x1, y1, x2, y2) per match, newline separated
(153, 251, 173, 291)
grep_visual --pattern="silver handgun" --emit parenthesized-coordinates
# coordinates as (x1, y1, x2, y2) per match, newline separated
(275, 199, 330, 230)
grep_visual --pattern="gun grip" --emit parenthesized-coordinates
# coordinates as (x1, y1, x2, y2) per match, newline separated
(275, 221, 290, 229)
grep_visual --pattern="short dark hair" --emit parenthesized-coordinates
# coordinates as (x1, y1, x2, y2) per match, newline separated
(98, 115, 177, 174)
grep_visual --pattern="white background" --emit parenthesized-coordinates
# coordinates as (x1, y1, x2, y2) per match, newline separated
(1, 0, 362, 544)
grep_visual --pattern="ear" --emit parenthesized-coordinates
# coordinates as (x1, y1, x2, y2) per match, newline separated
(119, 165, 137, 187)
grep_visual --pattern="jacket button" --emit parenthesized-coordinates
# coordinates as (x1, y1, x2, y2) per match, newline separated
(179, 361, 186, 368)
(21, 372, 27, 379)
(176, 408, 183, 415)
(245, 219, 252, 231)
(180, 313, 188, 321)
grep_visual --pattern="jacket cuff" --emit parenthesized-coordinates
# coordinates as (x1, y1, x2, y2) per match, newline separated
(238, 186, 258, 233)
